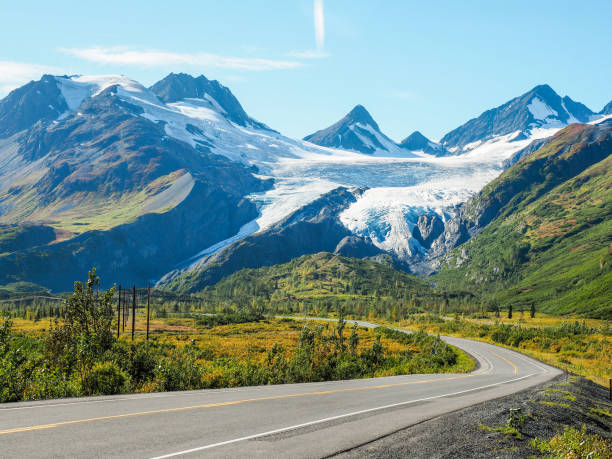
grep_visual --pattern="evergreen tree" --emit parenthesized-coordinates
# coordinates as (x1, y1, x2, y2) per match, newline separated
(508, 304, 513, 319)
(530, 303, 536, 319)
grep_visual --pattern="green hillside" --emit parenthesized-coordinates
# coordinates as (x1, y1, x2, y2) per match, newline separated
(435, 124, 612, 318)
(195, 252, 446, 320)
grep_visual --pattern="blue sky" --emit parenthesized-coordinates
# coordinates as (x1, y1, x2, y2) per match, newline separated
(1, 0, 611, 141)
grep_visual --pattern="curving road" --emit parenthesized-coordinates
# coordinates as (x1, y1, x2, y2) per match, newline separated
(0, 319, 561, 458)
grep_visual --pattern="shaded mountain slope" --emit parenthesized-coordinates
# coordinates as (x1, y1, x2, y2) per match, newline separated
(157, 187, 391, 292)
(0, 74, 69, 137)
(0, 178, 262, 291)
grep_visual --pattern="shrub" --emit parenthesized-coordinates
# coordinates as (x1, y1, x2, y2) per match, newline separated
(530, 425, 612, 458)
(81, 361, 128, 396)
(23, 367, 78, 401)
(113, 342, 158, 387)
(196, 311, 263, 327)
(153, 352, 202, 391)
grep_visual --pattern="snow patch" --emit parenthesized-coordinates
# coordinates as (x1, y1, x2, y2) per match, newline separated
(527, 97, 559, 121)
(590, 113, 612, 125)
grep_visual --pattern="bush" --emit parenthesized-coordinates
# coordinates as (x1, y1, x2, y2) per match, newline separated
(153, 351, 202, 391)
(81, 361, 128, 396)
(113, 341, 157, 387)
(196, 311, 263, 327)
(23, 366, 78, 401)
(531, 425, 612, 458)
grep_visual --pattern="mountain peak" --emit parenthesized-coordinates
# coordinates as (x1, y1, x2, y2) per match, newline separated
(150, 73, 270, 130)
(150, 73, 215, 103)
(346, 104, 378, 128)
(600, 100, 612, 115)
(304, 105, 407, 155)
(0, 74, 68, 138)
(440, 84, 595, 153)
(530, 83, 556, 96)
(399, 131, 446, 156)
(401, 130, 428, 144)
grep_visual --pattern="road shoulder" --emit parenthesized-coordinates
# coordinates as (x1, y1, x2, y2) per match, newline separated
(333, 375, 612, 458)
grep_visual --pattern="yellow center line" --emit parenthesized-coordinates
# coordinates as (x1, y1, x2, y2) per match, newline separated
(492, 352, 518, 374)
(0, 374, 475, 435)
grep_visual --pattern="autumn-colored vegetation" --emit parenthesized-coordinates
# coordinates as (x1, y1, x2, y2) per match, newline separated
(0, 270, 473, 403)
(400, 314, 612, 387)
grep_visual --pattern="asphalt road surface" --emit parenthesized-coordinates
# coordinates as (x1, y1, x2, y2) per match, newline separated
(0, 319, 561, 458)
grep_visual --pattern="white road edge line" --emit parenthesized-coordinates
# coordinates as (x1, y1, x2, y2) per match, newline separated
(150, 372, 539, 459)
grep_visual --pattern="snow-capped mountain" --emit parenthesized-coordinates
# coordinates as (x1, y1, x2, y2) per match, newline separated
(0, 74, 70, 137)
(150, 72, 273, 131)
(399, 131, 447, 156)
(0, 74, 609, 290)
(600, 100, 612, 115)
(440, 84, 596, 154)
(303, 105, 413, 156)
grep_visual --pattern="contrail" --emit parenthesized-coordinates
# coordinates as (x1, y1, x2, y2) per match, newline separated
(314, 0, 325, 50)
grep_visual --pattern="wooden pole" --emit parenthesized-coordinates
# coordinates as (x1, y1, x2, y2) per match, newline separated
(131, 285, 136, 341)
(117, 285, 121, 338)
(122, 289, 126, 332)
(146, 285, 151, 341)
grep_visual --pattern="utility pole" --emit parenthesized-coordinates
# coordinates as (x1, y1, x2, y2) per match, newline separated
(131, 285, 136, 341)
(117, 285, 121, 338)
(122, 288, 126, 332)
(146, 285, 151, 341)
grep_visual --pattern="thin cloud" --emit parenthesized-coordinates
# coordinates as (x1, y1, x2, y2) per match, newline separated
(287, 49, 330, 59)
(60, 47, 303, 71)
(314, 0, 325, 50)
(0, 61, 61, 95)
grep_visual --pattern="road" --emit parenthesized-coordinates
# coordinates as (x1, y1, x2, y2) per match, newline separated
(0, 319, 561, 458)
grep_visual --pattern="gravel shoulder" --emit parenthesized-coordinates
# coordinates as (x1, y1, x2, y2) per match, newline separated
(333, 375, 612, 458)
